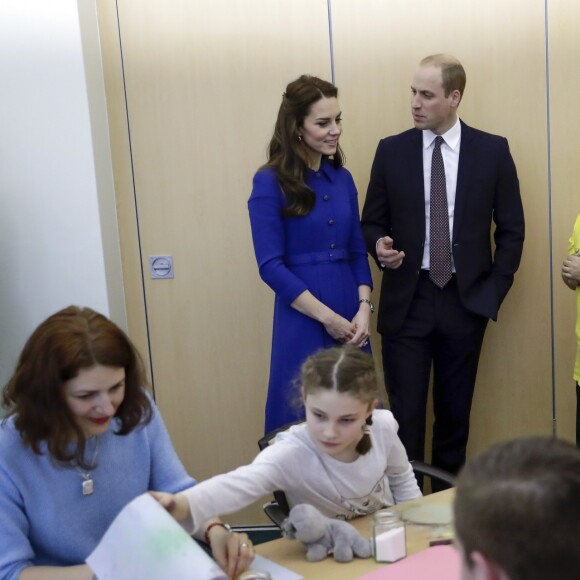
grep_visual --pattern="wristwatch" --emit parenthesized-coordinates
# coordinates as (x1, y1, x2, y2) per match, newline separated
(359, 298, 374, 314)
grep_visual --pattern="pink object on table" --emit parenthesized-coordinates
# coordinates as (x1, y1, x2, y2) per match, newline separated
(356, 545, 461, 579)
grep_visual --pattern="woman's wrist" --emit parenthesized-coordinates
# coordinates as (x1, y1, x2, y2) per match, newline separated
(358, 298, 374, 314)
(318, 306, 337, 326)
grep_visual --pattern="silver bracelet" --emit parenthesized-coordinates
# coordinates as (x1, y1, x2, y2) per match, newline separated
(359, 298, 374, 313)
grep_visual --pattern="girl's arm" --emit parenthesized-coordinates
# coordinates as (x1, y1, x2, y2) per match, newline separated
(380, 413, 422, 503)
(387, 460, 422, 503)
(153, 446, 289, 535)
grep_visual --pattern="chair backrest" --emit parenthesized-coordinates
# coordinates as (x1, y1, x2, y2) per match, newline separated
(258, 420, 305, 518)
(258, 419, 305, 451)
(410, 460, 456, 488)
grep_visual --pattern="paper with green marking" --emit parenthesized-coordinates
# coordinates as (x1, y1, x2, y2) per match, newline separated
(86, 493, 227, 579)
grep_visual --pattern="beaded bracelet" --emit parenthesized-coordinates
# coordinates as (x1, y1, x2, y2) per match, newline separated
(204, 521, 232, 546)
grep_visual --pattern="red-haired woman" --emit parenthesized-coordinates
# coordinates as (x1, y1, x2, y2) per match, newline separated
(0, 306, 253, 579)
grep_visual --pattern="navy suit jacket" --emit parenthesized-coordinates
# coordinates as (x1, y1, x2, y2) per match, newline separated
(361, 121, 525, 337)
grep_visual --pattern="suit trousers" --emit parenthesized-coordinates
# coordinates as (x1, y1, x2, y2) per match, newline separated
(381, 271, 488, 489)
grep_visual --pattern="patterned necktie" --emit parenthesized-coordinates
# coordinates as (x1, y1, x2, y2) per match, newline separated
(429, 135, 452, 288)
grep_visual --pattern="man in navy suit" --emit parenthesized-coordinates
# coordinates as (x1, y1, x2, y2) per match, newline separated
(361, 54, 524, 486)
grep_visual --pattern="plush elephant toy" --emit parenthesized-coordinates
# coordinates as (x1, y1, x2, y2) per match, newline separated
(281, 503, 372, 563)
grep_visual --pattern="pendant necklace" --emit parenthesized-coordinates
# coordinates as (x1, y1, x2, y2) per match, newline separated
(75, 437, 100, 496)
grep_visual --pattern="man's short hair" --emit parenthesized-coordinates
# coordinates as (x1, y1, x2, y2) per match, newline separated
(420, 53, 466, 98)
(454, 436, 580, 580)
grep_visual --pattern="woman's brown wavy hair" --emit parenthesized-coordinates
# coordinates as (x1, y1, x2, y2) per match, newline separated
(2, 306, 152, 469)
(262, 74, 345, 217)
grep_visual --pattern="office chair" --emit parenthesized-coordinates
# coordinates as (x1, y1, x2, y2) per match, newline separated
(257, 420, 303, 527)
(410, 459, 456, 489)
(257, 421, 455, 528)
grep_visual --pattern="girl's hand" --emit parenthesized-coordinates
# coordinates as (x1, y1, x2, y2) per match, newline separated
(207, 525, 254, 578)
(323, 312, 356, 343)
(149, 491, 190, 521)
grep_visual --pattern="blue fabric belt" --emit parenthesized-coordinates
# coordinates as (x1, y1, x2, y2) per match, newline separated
(286, 249, 351, 266)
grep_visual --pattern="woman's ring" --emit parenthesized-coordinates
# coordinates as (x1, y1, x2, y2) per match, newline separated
(362, 340, 369, 347)
(241, 542, 250, 549)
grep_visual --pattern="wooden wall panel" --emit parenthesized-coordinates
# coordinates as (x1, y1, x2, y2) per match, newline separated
(548, 0, 580, 442)
(96, 0, 150, 365)
(99, 0, 332, 523)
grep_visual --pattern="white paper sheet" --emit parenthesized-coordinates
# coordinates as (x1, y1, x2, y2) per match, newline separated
(86, 493, 227, 579)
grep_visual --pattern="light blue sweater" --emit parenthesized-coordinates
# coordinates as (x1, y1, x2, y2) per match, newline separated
(0, 399, 195, 580)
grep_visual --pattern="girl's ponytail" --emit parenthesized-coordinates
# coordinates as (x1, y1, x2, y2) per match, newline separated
(356, 414, 373, 455)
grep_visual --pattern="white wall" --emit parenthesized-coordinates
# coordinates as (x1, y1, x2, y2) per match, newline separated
(0, 0, 122, 388)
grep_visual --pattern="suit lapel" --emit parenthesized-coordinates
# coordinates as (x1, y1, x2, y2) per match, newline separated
(454, 122, 477, 242)
(408, 130, 426, 238)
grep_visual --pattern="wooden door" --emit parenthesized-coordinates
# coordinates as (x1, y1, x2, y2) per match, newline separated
(97, 0, 333, 523)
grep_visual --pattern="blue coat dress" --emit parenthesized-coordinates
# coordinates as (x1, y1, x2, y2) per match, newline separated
(248, 160, 373, 432)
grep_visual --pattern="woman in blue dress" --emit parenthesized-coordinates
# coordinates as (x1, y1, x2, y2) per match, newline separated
(248, 75, 373, 433)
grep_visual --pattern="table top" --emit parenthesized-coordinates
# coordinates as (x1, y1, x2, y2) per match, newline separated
(254, 489, 455, 579)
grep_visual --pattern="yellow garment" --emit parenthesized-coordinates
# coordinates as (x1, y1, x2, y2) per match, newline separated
(569, 214, 580, 382)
